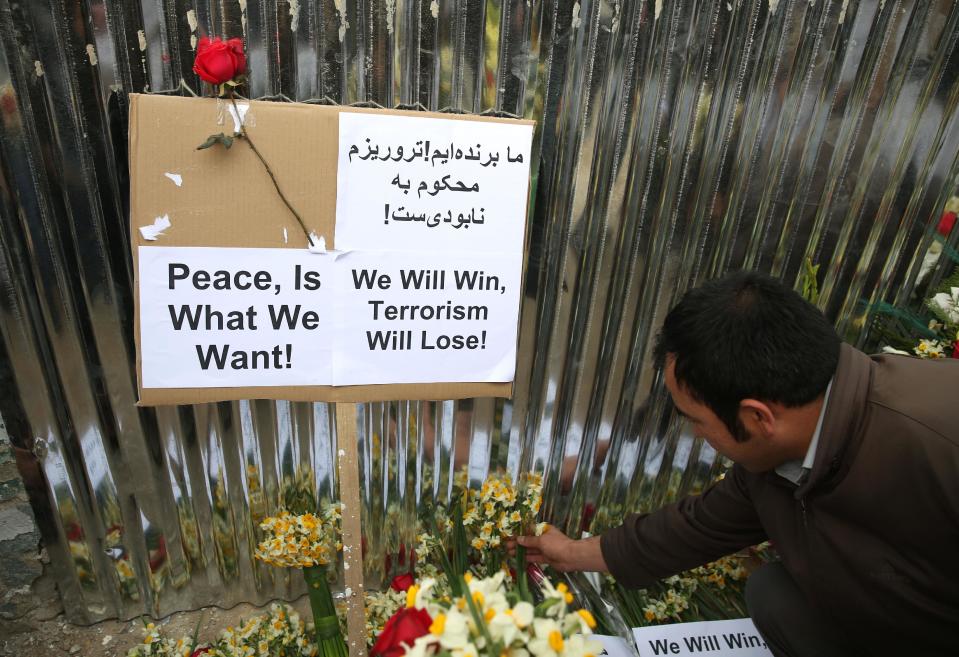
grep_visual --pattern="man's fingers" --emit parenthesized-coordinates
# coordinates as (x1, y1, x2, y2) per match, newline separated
(516, 535, 540, 548)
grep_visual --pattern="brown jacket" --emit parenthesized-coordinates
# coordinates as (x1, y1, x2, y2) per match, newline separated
(600, 344, 959, 654)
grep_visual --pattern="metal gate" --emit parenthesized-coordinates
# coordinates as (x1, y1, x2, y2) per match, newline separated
(1, 0, 957, 623)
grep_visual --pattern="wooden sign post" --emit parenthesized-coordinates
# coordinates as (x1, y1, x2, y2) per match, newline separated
(335, 403, 367, 657)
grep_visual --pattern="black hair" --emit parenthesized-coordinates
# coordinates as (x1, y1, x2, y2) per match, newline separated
(653, 270, 840, 441)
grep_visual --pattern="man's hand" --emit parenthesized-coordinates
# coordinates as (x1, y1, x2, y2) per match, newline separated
(511, 527, 609, 573)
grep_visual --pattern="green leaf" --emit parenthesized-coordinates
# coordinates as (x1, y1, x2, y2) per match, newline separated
(452, 502, 468, 577)
(196, 133, 234, 151)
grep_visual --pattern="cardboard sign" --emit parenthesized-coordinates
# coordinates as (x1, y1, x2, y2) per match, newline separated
(632, 620, 772, 657)
(130, 94, 533, 404)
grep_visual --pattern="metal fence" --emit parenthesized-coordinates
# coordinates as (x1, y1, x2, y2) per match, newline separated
(1, 0, 957, 623)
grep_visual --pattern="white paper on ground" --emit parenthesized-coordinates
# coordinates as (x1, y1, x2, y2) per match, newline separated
(632, 619, 772, 657)
(334, 112, 534, 255)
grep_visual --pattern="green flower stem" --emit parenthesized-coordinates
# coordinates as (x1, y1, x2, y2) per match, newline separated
(427, 511, 463, 597)
(461, 576, 501, 655)
(515, 545, 530, 603)
(303, 565, 348, 657)
(227, 93, 314, 248)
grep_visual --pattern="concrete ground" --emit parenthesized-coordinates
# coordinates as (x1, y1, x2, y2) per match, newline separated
(0, 597, 313, 657)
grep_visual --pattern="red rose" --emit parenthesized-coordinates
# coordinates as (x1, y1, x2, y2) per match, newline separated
(370, 607, 432, 657)
(190, 647, 211, 657)
(389, 573, 415, 592)
(938, 211, 957, 237)
(193, 37, 246, 84)
(952, 342, 959, 359)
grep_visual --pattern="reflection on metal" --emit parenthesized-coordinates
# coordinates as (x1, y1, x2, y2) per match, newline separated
(1, 0, 957, 623)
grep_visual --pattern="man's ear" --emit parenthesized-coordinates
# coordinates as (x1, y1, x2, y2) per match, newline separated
(738, 399, 776, 437)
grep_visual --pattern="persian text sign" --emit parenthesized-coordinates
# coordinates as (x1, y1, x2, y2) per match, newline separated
(335, 112, 533, 254)
(632, 620, 771, 657)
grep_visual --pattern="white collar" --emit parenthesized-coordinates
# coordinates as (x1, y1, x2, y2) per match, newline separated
(775, 379, 833, 485)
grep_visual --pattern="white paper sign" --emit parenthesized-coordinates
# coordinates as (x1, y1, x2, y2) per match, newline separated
(138, 246, 523, 388)
(334, 112, 534, 254)
(632, 620, 771, 657)
(139, 246, 335, 388)
(332, 250, 522, 385)
(139, 114, 533, 392)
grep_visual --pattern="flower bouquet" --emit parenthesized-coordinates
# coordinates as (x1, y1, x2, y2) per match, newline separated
(126, 604, 317, 657)
(602, 547, 771, 627)
(874, 264, 959, 359)
(370, 572, 602, 657)
(254, 503, 347, 657)
(462, 472, 544, 582)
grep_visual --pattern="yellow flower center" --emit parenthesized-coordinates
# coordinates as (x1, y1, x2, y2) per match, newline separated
(485, 608, 496, 621)
(406, 584, 419, 609)
(548, 630, 564, 652)
(472, 591, 485, 607)
(430, 613, 446, 635)
(464, 573, 473, 583)
(577, 609, 597, 629)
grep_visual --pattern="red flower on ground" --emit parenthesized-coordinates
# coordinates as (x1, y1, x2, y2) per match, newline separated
(190, 647, 212, 657)
(370, 607, 433, 657)
(389, 573, 415, 592)
(193, 37, 246, 85)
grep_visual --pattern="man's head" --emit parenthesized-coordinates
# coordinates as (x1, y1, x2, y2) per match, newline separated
(654, 270, 840, 471)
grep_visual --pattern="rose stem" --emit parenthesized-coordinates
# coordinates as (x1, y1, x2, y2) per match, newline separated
(229, 93, 315, 248)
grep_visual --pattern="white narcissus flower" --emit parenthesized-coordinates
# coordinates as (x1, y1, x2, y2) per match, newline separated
(535, 579, 571, 618)
(930, 287, 959, 323)
(564, 634, 603, 657)
(413, 577, 436, 609)
(405, 635, 440, 657)
(562, 609, 597, 635)
(528, 618, 565, 657)
(488, 610, 523, 645)
(512, 601, 535, 628)
(914, 339, 946, 359)
(467, 571, 507, 607)
(438, 609, 472, 651)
